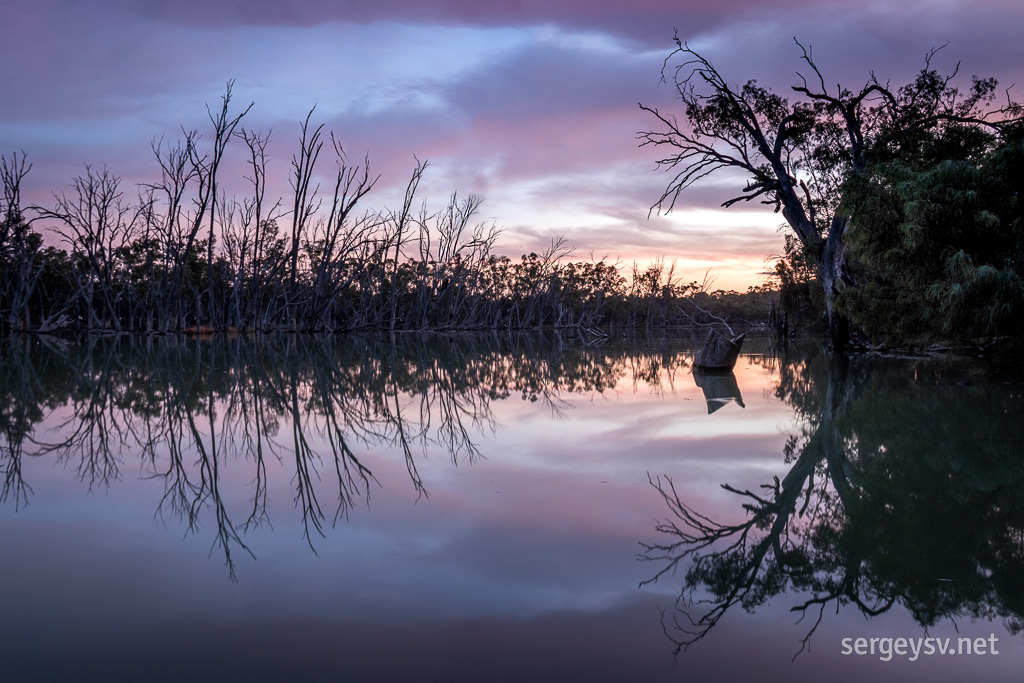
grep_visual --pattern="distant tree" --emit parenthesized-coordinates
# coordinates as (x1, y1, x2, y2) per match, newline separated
(640, 35, 1022, 348)
(771, 233, 821, 332)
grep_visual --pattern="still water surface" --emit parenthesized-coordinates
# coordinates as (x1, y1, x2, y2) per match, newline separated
(0, 333, 1021, 682)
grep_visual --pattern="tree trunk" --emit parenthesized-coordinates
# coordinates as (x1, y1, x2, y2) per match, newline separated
(694, 329, 745, 369)
(819, 216, 855, 350)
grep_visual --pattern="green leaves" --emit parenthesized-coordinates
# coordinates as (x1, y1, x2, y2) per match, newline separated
(843, 129, 1024, 342)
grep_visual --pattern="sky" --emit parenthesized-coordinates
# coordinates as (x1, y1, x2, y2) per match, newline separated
(2, 0, 1022, 290)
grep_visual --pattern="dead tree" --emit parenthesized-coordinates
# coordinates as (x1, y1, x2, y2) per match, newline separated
(287, 109, 324, 330)
(388, 158, 427, 331)
(1, 152, 40, 332)
(202, 81, 252, 328)
(308, 136, 380, 330)
(36, 165, 142, 331)
(145, 133, 200, 331)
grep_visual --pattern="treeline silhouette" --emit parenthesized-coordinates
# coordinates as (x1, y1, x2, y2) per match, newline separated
(0, 86, 776, 336)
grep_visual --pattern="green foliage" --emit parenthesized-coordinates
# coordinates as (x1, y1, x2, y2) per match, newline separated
(841, 124, 1024, 344)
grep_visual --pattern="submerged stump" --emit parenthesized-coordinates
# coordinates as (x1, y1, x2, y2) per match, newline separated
(693, 329, 745, 370)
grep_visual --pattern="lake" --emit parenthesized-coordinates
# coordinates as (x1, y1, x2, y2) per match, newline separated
(1, 333, 1022, 682)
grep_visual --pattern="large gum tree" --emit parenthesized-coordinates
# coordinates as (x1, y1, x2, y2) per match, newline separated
(639, 34, 1022, 349)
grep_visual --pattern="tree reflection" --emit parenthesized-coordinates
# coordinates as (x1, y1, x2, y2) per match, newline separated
(0, 331, 703, 578)
(643, 346, 1024, 655)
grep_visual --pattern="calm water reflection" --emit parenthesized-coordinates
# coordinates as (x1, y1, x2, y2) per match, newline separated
(0, 334, 1021, 682)
(642, 348, 1024, 660)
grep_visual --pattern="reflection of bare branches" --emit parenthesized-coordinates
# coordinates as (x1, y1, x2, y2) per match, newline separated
(641, 436, 822, 654)
(0, 338, 42, 510)
(0, 428, 32, 509)
(289, 369, 328, 549)
(644, 349, 1024, 658)
(389, 369, 427, 500)
(308, 353, 377, 523)
(432, 385, 488, 464)
(641, 351, 846, 655)
(33, 341, 130, 490)
(150, 401, 199, 527)
(191, 383, 255, 580)
(421, 347, 496, 465)
(224, 380, 273, 533)
(1, 331, 718, 579)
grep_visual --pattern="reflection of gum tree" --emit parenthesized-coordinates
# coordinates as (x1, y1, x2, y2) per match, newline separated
(642, 348, 1024, 655)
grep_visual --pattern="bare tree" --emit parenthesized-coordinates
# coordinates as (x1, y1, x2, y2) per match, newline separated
(388, 158, 427, 331)
(36, 165, 142, 330)
(1, 152, 40, 331)
(202, 81, 253, 328)
(234, 127, 284, 330)
(306, 135, 380, 330)
(145, 133, 201, 331)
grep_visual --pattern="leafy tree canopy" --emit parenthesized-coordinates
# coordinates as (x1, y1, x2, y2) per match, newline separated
(841, 121, 1024, 343)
